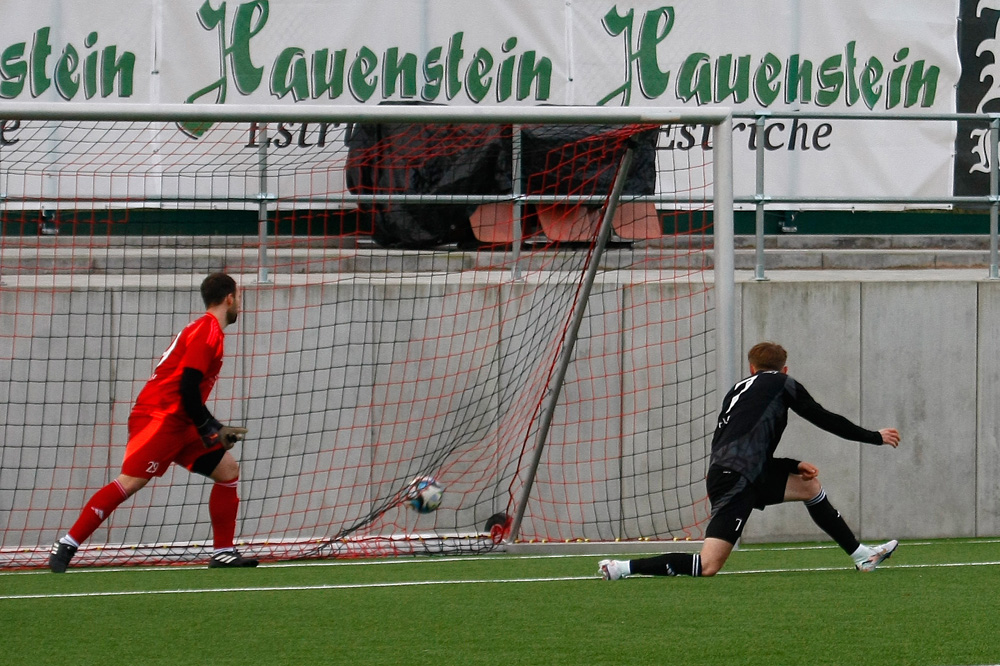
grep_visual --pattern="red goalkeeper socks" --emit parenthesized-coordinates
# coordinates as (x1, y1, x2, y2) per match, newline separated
(209, 478, 240, 551)
(67, 479, 130, 545)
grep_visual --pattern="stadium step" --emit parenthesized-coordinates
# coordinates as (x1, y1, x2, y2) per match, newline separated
(1, 235, 996, 274)
(630, 234, 998, 271)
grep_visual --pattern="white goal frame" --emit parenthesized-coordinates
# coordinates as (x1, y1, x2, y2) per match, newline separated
(0, 103, 735, 561)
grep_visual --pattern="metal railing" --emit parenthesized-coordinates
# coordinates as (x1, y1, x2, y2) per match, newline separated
(2, 106, 991, 282)
(732, 111, 1000, 280)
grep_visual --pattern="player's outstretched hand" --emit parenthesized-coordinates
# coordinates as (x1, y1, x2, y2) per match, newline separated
(879, 428, 900, 448)
(796, 461, 819, 480)
(219, 426, 248, 450)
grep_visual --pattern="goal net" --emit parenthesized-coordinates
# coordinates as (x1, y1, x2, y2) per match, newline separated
(0, 105, 734, 567)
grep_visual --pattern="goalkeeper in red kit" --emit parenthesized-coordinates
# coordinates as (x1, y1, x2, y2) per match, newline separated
(49, 272, 258, 571)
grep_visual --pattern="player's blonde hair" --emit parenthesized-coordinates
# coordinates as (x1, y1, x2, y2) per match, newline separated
(748, 341, 787, 372)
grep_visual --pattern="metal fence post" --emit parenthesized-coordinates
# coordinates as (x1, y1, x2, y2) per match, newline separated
(991, 117, 999, 280)
(257, 123, 273, 285)
(511, 124, 524, 281)
(0, 148, 4, 287)
(754, 113, 768, 281)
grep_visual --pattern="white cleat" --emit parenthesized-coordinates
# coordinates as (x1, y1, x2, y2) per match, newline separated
(856, 539, 898, 572)
(599, 558, 628, 581)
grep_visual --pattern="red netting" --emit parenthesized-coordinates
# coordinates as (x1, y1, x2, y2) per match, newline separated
(0, 117, 715, 567)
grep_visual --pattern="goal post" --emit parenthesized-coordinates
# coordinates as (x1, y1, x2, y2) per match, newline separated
(0, 103, 734, 567)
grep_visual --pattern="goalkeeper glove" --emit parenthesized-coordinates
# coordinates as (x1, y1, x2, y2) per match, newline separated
(197, 419, 248, 450)
(218, 425, 248, 450)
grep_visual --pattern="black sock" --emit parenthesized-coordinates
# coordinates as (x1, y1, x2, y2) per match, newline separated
(805, 489, 860, 555)
(628, 552, 702, 577)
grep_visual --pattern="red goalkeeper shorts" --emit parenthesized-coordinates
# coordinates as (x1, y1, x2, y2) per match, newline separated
(121, 411, 224, 479)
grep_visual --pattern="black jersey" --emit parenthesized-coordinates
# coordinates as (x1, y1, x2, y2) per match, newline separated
(710, 370, 883, 482)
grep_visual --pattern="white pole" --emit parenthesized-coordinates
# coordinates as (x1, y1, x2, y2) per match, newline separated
(713, 116, 737, 398)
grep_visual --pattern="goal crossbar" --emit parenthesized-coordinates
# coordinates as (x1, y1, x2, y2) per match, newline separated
(0, 102, 732, 126)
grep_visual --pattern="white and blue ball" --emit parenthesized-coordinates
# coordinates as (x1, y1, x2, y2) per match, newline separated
(407, 476, 444, 513)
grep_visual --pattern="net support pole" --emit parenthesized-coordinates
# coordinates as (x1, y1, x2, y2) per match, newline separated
(507, 143, 637, 543)
(714, 117, 738, 397)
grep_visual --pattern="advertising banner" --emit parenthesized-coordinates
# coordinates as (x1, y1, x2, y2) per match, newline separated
(0, 1, 993, 208)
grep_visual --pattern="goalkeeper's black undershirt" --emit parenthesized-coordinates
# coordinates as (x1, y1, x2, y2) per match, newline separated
(179, 367, 214, 427)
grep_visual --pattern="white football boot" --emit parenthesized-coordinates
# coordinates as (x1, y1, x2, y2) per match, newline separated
(855, 539, 898, 572)
(598, 558, 629, 580)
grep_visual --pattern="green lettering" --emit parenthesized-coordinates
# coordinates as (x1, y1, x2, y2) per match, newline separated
(785, 54, 812, 104)
(715, 54, 750, 103)
(677, 52, 711, 104)
(228, 0, 268, 94)
(184, 0, 267, 117)
(55, 45, 79, 99)
(517, 51, 551, 100)
(100, 46, 134, 97)
(815, 54, 843, 107)
(859, 57, 883, 110)
(312, 48, 346, 99)
(350, 46, 378, 101)
(887, 48, 908, 109)
(271, 47, 309, 100)
(844, 41, 860, 106)
(83, 32, 97, 98)
(383, 47, 417, 98)
(30, 27, 52, 96)
(446, 32, 464, 100)
(422, 46, 443, 100)
(602, 6, 633, 37)
(754, 53, 781, 106)
(636, 7, 673, 98)
(497, 37, 516, 102)
(0, 43, 27, 98)
(465, 48, 492, 102)
(598, 6, 636, 105)
(905, 60, 939, 107)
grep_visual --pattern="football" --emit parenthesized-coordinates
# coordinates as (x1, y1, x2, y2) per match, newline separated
(407, 476, 444, 513)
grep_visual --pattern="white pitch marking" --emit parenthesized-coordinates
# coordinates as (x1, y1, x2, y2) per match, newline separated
(3, 538, 1000, 578)
(0, 539, 1000, 576)
(715, 560, 1000, 576)
(1, 559, 999, 601)
(0, 575, 594, 601)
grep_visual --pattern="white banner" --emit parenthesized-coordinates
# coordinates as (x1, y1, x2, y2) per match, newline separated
(0, 1, 976, 207)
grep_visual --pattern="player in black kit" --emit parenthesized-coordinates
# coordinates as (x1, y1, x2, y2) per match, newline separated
(599, 341, 901, 580)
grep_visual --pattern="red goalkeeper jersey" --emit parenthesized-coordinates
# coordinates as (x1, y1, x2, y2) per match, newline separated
(132, 313, 225, 422)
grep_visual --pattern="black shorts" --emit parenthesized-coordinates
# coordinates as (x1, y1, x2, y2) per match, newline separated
(703, 457, 801, 544)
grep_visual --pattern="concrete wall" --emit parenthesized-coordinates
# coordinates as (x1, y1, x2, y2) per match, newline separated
(3, 270, 998, 546)
(1, 273, 716, 550)
(738, 271, 996, 543)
